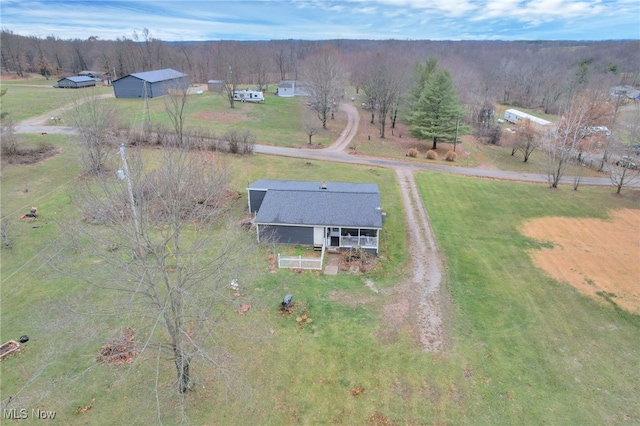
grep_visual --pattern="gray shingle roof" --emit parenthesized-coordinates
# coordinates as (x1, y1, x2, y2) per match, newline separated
(249, 180, 379, 194)
(129, 68, 186, 83)
(250, 180, 382, 228)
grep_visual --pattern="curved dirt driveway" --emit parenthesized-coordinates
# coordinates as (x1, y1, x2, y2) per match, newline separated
(324, 104, 446, 351)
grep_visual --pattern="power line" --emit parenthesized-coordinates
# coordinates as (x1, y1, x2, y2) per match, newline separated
(2, 150, 120, 221)
(1, 151, 122, 300)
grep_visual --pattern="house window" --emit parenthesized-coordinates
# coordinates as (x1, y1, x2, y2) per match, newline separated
(360, 229, 377, 237)
(341, 228, 358, 237)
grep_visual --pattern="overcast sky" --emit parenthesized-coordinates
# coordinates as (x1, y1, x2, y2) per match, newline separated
(1, 0, 639, 41)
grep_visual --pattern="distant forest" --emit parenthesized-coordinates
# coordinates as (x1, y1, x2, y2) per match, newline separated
(1, 29, 638, 115)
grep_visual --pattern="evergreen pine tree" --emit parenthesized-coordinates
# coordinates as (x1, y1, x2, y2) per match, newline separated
(408, 67, 464, 150)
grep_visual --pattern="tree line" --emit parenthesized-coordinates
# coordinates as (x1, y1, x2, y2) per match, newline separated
(2, 29, 638, 113)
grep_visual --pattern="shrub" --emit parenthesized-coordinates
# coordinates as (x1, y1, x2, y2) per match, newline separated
(0, 116, 19, 156)
(224, 129, 256, 155)
(406, 148, 419, 158)
(445, 151, 458, 162)
(426, 150, 438, 160)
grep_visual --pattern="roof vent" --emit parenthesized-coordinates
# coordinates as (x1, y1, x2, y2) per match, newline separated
(321, 181, 327, 189)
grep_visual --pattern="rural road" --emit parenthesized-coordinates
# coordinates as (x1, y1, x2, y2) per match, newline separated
(15, 99, 621, 187)
(15, 93, 114, 135)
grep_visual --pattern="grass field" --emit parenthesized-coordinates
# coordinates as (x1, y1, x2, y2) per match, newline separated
(0, 84, 110, 123)
(48, 89, 338, 148)
(2, 146, 638, 423)
(1, 81, 639, 424)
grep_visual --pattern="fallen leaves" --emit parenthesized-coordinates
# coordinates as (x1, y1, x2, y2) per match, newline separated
(351, 386, 365, 397)
(96, 327, 139, 365)
(74, 398, 95, 414)
(237, 304, 252, 315)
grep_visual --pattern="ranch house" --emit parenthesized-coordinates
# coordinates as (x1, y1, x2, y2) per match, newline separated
(247, 180, 384, 254)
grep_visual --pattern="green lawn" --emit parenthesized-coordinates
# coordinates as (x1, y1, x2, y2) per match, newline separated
(0, 83, 112, 123)
(415, 172, 640, 425)
(2, 83, 638, 424)
(2, 140, 638, 423)
(52, 90, 340, 148)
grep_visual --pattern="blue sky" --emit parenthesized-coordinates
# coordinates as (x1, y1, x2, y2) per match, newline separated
(1, 0, 639, 41)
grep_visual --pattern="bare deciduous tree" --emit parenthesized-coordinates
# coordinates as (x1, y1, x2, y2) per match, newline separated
(513, 119, 540, 162)
(0, 114, 18, 156)
(249, 45, 270, 92)
(163, 83, 190, 146)
(361, 54, 405, 138)
(303, 112, 320, 145)
(303, 50, 345, 129)
(64, 139, 259, 411)
(68, 90, 121, 174)
(545, 107, 585, 189)
(546, 89, 613, 188)
(0, 88, 19, 157)
(609, 160, 640, 194)
(272, 43, 291, 82)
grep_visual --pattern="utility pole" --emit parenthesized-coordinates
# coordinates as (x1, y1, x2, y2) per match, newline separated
(454, 111, 461, 153)
(118, 144, 144, 258)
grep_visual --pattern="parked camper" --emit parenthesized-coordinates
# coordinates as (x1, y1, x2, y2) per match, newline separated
(233, 90, 264, 103)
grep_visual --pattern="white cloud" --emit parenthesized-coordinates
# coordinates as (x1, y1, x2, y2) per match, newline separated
(474, 0, 610, 25)
(0, 0, 637, 41)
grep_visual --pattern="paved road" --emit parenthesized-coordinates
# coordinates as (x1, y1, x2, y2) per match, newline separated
(16, 98, 625, 187)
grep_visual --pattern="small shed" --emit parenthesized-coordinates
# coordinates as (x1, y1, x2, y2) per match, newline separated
(276, 80, 309, 97)
(54, 76, 96, 89)
(207, 80, 225, 92)
(112, 68, 188, 99)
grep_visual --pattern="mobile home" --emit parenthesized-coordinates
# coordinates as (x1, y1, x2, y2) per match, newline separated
(504, 109, 551, 127)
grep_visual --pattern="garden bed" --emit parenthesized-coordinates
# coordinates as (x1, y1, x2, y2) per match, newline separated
(0, 340, 20, 361)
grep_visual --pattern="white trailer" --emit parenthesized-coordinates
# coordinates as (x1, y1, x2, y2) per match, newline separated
(504, 109, 551, 127)
(233, 90, 264, 103)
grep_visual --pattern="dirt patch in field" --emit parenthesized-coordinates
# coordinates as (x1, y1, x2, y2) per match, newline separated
(522, 209, 640, 313)
(193, 111, 245, 124)
(1, 144, 60, 167)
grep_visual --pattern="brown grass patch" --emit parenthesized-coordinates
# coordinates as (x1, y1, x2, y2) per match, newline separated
(193, 111, 246, 124)
(522, 209, 640, 313)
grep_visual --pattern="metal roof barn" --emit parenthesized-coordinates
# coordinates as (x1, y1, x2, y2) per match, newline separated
(112, 68, 188, 99)
(54, 76, 96, 89)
